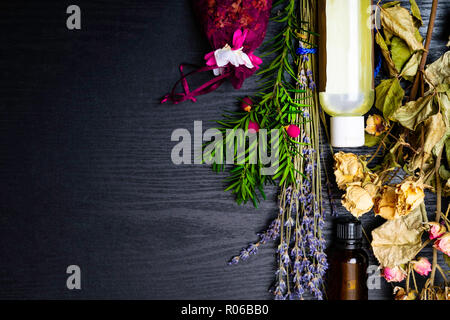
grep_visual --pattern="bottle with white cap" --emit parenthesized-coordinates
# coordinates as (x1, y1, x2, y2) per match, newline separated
(318, 0, 375, 147)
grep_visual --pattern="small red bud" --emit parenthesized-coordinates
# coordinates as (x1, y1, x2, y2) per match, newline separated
(241, 97, 253, 112)
(248, 121, 259, 133)
(285, 125, 300, 138)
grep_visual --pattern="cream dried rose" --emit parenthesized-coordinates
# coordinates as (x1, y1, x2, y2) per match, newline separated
(396, 178, 425, 217)
(363, 182, 379, 199)
(373, 186, 397, 220)
(374, 179, 425, 220)
(333, 152, 364, 190)
(342, 185, 374, 218)
(361, 171, 381, 199)
(374, 186, 397, 220)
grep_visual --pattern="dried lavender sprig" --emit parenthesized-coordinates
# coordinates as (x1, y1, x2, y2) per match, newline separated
(227, 189, 290, 265)
(227, 218, 280, 265)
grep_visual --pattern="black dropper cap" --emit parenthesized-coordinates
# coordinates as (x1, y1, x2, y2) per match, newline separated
(335, 217, 362, 249)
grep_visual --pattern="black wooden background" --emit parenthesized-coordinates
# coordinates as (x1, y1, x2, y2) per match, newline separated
(0, 0, 448, 300)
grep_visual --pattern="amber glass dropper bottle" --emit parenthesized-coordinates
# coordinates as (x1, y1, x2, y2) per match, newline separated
(327, 217, 369, 300)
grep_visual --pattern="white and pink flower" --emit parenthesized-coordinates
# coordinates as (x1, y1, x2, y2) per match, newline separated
(204, 29, 262, 76)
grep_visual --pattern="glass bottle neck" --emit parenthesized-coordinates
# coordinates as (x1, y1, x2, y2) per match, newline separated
(336, 239, 362, 250)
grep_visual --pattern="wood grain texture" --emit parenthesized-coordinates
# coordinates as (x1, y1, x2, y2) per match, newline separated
(0, 0, 448, 300)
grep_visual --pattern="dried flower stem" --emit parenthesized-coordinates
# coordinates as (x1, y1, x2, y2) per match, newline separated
(406, 263, 411, 293)
(430, 147, 443, 286)
(409, 0, 439, 101)
(367, 124, 395, 165)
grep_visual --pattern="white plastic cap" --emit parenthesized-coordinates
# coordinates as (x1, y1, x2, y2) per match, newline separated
(330, 116, 365, 148)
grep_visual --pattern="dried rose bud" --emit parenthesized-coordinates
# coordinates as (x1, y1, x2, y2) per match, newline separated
(393, 287, 407, 300)
(428, 222, 446, 240)
(241, 97, 253, 112)
(284, 125, 300, 138)
(333, 152, 364, 190)
(341, 185, 374, 218)
(363, 182, 379, 199)
(394, 287, 417, 300)
(412, 257, 432, 276)
(374, 186, 397, 220)
(396, 178, 425, 217)
(433, 232, 450, 256)
(381, 266, 406, 283)
(374, 178, 425, 220)
(365, 114, 388, 136)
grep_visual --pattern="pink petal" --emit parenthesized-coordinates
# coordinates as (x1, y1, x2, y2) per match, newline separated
(232, 29, 246, 49)
(204, 51, 216, 66)
(248, 53, 262, 67)
(204, 51, 214, 60)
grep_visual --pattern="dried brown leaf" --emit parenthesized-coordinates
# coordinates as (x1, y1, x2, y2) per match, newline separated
(391, 93, 436, 130)
(371, 206, 425, 267)
(424, 51, 450, 87)
(380, 6, 424, 52)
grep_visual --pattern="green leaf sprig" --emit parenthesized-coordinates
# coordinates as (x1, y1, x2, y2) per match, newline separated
(203, 0, 314, 207)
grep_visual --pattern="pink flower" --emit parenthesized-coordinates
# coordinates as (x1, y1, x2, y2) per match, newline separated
(412, 257, 432, 276)
(433, 232, 450, 256)
(428, 222, 446, 240)
(204, 29, 262, 76)
(381, 266, 406, 283)
(285, 125, 300, 138)
(241, 97, 253, 112)
(248, 121, 259, 133)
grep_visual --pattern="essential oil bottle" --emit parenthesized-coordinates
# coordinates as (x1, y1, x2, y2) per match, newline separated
(318, 0, 375, 147)
(327, 217, 369, 300)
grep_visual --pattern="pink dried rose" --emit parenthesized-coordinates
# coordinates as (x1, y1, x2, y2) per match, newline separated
(247, 121, 259, 133)
(381, 266, 406, 283)
(412, 257, 432, 276)
(433, 232, 450, 256)
(428, 222, 446, 240)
